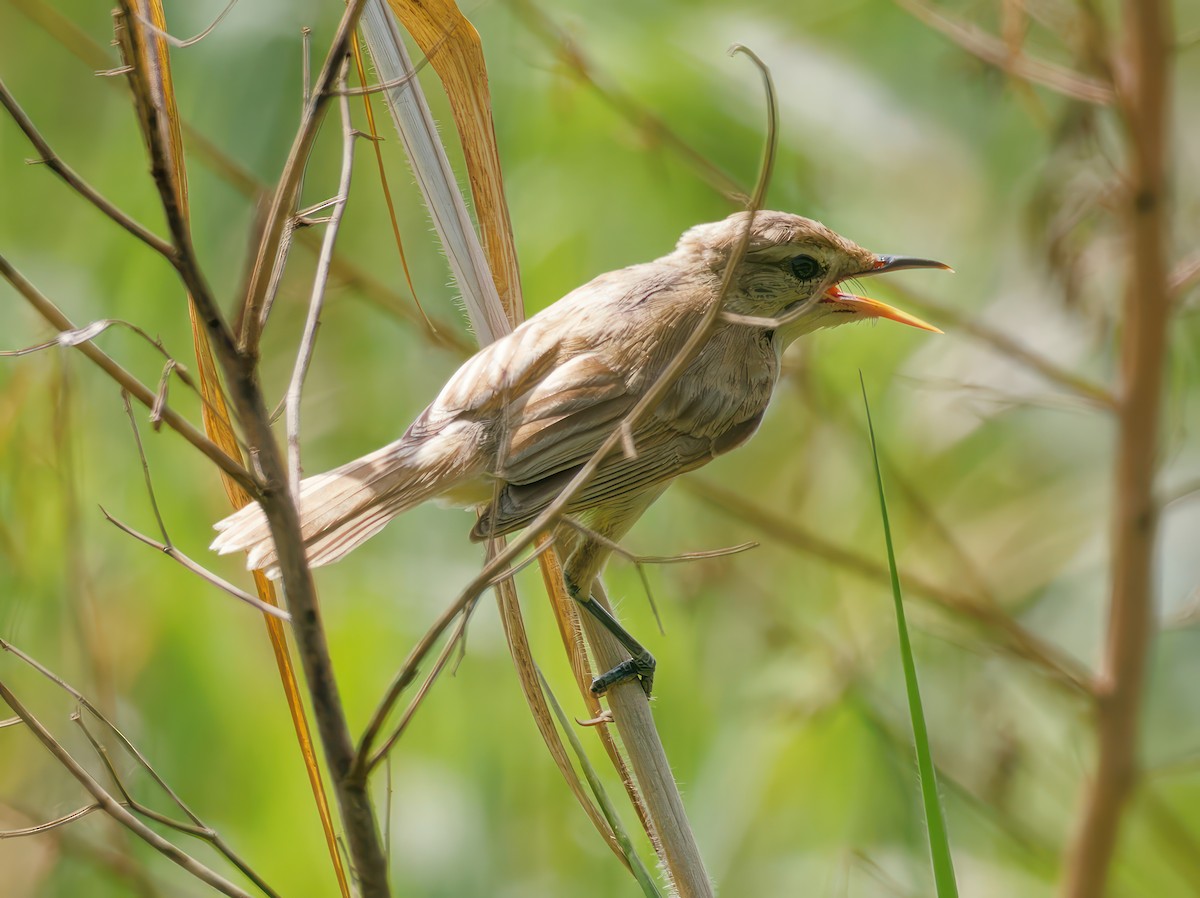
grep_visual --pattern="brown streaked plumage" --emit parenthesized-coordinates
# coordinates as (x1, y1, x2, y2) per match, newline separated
(212, 211, 949, 694)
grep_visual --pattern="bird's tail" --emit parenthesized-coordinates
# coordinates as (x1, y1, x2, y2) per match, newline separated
(211, 435, 467, 578)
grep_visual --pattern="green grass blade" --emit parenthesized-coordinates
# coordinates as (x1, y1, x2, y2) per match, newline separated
(536, 668, 665, 898)
(860, 373, 959, 897)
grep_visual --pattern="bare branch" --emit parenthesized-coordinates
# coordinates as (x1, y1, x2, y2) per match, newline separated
(0, 679, 255, 898)
(0, 316, 247, 448)
(681, 477, 1094, 694)
(120, 391, 170, 542)
(114, 4, 389, 889)
(0, 77, 175, 258)
(0, 254, 254, 490)
(366, 597, 482, 773)
(237, 0, 371, 356)
(507, 0, 747, 202)
(886, 282, 1118, 409)
(1062, 1, 1173, 893)
(895, 0, 1115, 104)
(0, 803, 102, 838)
(72, 714, 282, 898)
(100, 508, 291, 621)
(113, 5, 240, 367)
(287, 61, 355, 498)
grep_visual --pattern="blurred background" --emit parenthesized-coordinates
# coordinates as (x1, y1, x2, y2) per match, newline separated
(0, 0, 1198, 895)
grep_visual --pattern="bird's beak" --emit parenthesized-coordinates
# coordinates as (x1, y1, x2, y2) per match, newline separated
(818, 254, 952, 334)
(867, 255, 954, 276)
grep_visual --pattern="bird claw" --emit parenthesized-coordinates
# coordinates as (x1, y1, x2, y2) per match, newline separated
(590, 650, 656, 697)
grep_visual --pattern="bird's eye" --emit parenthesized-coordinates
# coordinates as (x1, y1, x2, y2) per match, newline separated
(790, 254, 822, 280)
(790, 254, 823, 280)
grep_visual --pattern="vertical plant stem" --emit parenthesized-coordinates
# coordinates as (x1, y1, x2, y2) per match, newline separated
(861, 377, 958, 896)
(1061, 2, 1173, 895)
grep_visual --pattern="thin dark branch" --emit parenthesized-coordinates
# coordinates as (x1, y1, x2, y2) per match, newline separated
(113, 3, 389, 891)
(237, 1, 370, 357)
(366, 596, 482, 773)
(0, 254, 254, 490)
(0, 679, 254, 898)
(113, 5, 239, 366)
(2, 637, 280, 894)
(0, 77, 175, 258)
(72, 714, 282, 898)
(120, 391, 170, 543)
(100, 508, 290, 621)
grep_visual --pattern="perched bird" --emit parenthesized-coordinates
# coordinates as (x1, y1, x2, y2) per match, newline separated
(213, 211, 948, 695)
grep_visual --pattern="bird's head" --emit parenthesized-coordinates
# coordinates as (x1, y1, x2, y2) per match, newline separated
(675, 210, 950, 343)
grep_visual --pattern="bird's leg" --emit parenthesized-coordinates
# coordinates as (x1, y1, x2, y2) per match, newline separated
(564, 575, 656, 696)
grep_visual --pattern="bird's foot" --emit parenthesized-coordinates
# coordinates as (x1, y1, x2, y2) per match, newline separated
(590, 650, 656, 697)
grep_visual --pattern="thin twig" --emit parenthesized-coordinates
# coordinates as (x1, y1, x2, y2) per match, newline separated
(72, 714, 282, 898)
(0, 255, 254, 490)
(120, 391, 171, 542)
(134, 0, 240, 49)
(366, 596, 483, 772)
(559, 515, 757, 635)
(238, 1, 370, 356)
(879, 283, 1117, 410)
(14, 0, 473, 356)
(507, 0, 747, 202)
(114, 4, 389, 891)
(0, 679, 254, 898)
(0, 803, 102, 838)
(100, 508, 290, 620)
(0, 78, 175, 258)
(894, 0, 1115, 104)
(113, 7, 240, 367)
(287, 61, 355, 498)
(681, 477, 1094, 694)
(0, 316, 246, 446)
(2, 637, 282, 893)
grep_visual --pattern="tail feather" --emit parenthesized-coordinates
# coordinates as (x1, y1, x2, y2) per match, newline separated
(211, 434, 471, 578)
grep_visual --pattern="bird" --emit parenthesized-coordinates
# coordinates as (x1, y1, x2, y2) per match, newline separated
(212, 210, 949, 695)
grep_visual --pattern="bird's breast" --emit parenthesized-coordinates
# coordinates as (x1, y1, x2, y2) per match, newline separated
(655, 327, 777, 442)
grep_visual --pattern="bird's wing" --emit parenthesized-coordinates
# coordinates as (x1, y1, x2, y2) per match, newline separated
(471, 411, 759, 539)
(412, 267, 694, 477)
(471, 331, 773, 539)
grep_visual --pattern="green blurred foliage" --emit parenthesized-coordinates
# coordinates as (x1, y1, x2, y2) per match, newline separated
(1, 0, 1199, 896)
